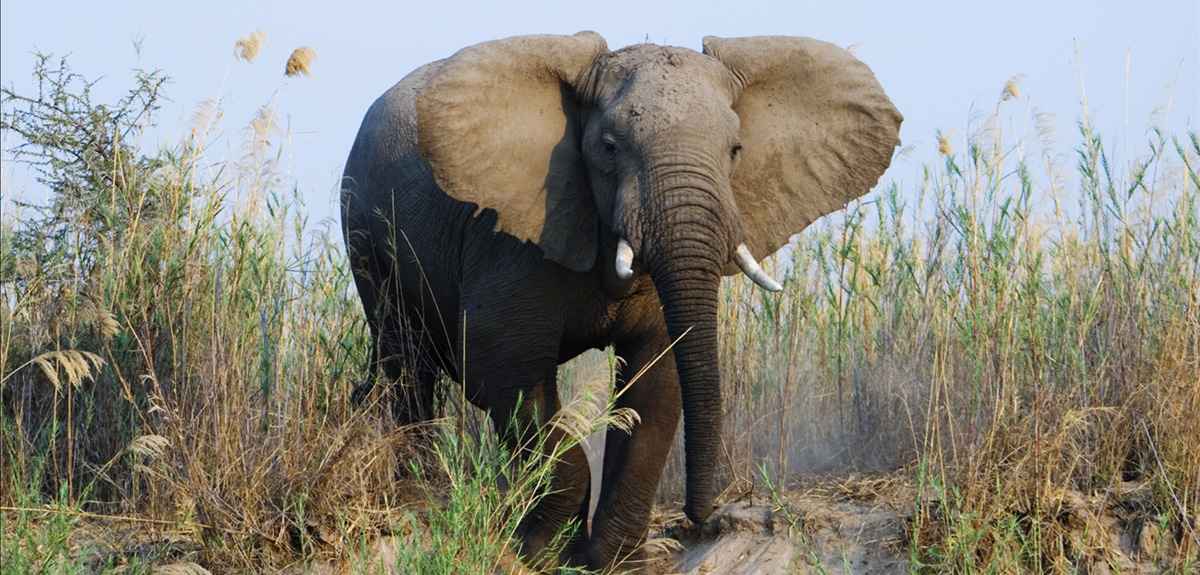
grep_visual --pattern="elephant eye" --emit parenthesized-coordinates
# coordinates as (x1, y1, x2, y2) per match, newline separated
(602, 136, 617, 153)
(730, 143, 743, 158)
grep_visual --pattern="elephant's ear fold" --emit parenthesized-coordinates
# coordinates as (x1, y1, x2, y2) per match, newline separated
(703, 36, 902, 260)
(417, 32, 608, 272)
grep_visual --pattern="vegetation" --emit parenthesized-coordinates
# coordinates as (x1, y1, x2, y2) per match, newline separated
(2, 36, 1196, 573)
(703, 79, 1199, 572)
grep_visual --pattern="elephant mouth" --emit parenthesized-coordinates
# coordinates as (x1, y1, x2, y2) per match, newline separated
(612, 236, 781, 292)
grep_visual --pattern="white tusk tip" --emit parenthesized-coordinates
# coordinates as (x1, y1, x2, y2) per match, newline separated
(734, 244, 783, 292)
(616, 238, 635, 280)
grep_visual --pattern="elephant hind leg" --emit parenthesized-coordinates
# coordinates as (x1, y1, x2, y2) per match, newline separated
(350, 299, 439, 424)
(347, 229, 449, 424)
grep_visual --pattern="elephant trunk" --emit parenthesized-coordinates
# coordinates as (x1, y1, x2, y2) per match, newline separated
(642, 190, 728, 525)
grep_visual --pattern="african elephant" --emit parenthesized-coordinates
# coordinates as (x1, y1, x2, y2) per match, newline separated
(341, 32, 901, 571)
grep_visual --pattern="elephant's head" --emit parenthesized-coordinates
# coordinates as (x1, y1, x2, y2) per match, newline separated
(416, 31, 902, 522)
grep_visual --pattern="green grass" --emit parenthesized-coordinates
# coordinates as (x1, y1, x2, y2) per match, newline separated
(2, 42, 1197, 574)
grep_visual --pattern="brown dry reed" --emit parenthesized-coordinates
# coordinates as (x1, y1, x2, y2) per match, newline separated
(233, 29, 268, 64)
(284, 46, 317, 78)
(2, 46, 1197, 574)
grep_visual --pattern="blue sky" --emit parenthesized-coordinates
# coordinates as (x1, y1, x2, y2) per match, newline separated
(2, 0, 1197, 227)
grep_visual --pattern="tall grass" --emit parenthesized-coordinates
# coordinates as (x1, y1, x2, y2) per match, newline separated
(2, 44, 1196, 574)
(0, 46, 575, 573)
(1, 48, 388, 570)
(682, 79, 1199, 571)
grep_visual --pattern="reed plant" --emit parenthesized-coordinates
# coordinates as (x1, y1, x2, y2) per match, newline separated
(0, 41, 602, 574)
(685, 75, 1199, 572)
(1, 40, 1196, 573)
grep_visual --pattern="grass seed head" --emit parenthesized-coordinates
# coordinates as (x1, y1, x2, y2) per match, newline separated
(1002, 74, 1024, 101)
(187, 99, 220, 141)
(126, 434, 171, 460)
(32, 350, 105, 393)
(96, 310, 121, 340)
(83, 300, 122, 341)
(249, 106, 281, 143)
(235, 29, 268, 64)
(938, 130, 954, 157)
(285, 46, 317, 78)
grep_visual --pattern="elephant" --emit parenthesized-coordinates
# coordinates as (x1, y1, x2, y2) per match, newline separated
(340, 32, 901, 571)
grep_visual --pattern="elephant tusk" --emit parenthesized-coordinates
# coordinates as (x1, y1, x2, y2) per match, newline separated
(734, 244, 783, 292)
(615, 238, 635, 279)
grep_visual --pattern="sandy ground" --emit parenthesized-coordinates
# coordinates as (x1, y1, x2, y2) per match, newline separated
(643, 477, 911, 575)
(637, 477, 1196, 575)
(40, 473, 1196, 574)
(338, 480, 912, 575)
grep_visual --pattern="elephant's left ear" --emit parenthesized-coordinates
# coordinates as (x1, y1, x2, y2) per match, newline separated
(417, 32, 609, 272)
(703, 36, 902, 262)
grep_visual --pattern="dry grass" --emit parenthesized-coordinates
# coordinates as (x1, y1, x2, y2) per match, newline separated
(1, 43, 1197, 574)
(284, 47, 318, 78)
(0, 46, 432, 573)
(660, 72, 1199, 572)
(234, 29, 268, 64)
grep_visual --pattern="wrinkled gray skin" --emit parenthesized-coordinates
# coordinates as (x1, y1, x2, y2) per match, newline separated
(341, 32, 901, 571)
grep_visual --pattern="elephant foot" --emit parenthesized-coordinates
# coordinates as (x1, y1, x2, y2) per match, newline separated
(587, 546, 648, 574)
(515, 514, 588, 571)
(520, 520, 649, 573)
(576, 524, 652, 574)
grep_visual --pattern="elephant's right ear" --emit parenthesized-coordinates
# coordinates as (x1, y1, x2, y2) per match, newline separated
(417, 32, 609, 272)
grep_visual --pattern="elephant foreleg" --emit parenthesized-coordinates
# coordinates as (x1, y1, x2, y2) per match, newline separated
(484, 366, 592, 568)
(455, 255, 599, 567)
(587, 331, 682, 571)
